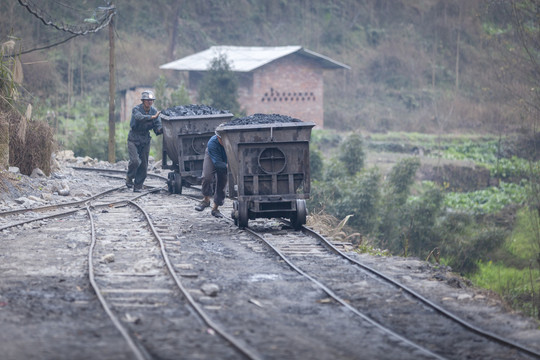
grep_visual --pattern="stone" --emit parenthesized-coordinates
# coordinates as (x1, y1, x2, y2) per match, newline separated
(201, 283, 220, 297)
(101, 254, 115, 263)
(30, 168, 46, 178)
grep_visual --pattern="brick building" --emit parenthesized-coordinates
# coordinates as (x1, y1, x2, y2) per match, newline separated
(160, 46, 349, 127)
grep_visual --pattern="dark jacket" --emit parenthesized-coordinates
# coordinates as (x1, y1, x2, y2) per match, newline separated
(128, 104, 162, 143)
(207, 135, 227, 171)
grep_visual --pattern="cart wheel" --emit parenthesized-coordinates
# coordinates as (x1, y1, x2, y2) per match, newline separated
(291, 199, 307, 231)
(173, 173, 183, 194)
(167, 172, 175, 193)
(238, 201, 249, 229)
(232, 201, 239, 226)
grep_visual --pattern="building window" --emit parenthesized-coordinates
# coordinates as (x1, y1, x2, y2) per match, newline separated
(260, 88, 316, 103)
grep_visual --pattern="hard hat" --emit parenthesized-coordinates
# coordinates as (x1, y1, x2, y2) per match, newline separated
(141, 91, 156, 101)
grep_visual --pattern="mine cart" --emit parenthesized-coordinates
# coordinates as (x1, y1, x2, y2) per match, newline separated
(161, 110, 234, 194)
(216, 119, 315, 230)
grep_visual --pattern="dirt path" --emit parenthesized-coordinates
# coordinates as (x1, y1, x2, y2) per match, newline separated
(1, 155, 539, 359)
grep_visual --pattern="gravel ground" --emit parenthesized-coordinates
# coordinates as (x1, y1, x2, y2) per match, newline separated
(1, 151, 540, 360)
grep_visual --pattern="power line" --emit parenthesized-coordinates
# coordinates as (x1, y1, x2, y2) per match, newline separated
(17, 0, 115, 35)
(3, 1, 116, 57)
(18, 34, 80, 55)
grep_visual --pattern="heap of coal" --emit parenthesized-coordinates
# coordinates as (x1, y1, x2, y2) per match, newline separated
(224, 113, 302, 126)
(161, 104, 230, 117)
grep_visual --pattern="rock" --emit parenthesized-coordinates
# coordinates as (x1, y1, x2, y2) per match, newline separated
(8, 166, 20, 174)
(201, 283, 220, 297)
(116, 160, 129, 169)
(134, 259, 158, 272)
(76, 156, 95, 165)
(101, 254, 115, 263)
(58, 188, 70, 196)
(150, 160, 162, 171)
(71, 189, 92, 197)
(30, 168, 46, 178)
(52, 180, 70, 196)
(14, 197, 28, 204)
(56, 150, 76, 162)
(50, 157, 61, 172)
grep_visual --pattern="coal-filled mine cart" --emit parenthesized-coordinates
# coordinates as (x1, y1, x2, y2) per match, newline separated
(216, 115, 315, 230)
(160, 105, 233, 194)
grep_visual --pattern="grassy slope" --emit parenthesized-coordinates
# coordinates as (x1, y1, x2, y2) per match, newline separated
(1, 0, 509, 134)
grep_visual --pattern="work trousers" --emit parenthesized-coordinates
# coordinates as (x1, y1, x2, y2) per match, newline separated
(201, 148, 227, 206)
(127, 136, 150, 188)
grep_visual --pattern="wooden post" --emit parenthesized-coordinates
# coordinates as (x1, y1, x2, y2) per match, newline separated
(0, 114, 8, 170)
(108, 11, 116, 163)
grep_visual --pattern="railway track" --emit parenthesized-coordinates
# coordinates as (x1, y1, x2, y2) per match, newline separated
(1, 167, 539, 359)
(241, 221, 540, 360)
(85, 194, 256, 360)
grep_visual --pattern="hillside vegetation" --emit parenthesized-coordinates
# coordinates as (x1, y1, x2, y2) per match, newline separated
(0, 0, 531, 134)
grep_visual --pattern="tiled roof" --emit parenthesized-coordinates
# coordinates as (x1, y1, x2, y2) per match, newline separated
(160, 45, 350, 72)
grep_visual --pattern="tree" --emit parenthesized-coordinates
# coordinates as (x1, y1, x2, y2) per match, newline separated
(198, 54, 240, 114)
(376, 157, 421, 254)
(338, 133, 365, 175)
(484, 0, 540, 317)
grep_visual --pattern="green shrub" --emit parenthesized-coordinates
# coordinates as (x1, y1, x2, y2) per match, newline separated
(54, 97, 130, 161)
(337, 169, 381, 233)
(310, 145, 324, 181)
(309, 168, 381, 234)
(471, 261, 539, 318)
(387, 157, 421, 200)
(310, 129, 343, 150)
(323, 157, 348, 180)
(439, 219, 507, 274)
(508, 207, 540, 262)
(402, 184, 444, 257)
(309, 179, 342, 214)
(338, 133, 365, 175)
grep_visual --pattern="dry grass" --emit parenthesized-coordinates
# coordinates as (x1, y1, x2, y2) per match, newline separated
(8, 110, 55, 176)
(307, 211, 391, 256)
(307, 211, 364, 245)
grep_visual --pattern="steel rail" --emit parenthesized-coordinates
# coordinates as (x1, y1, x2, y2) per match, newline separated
(70, 166, 168, 181)
(299, 224, 540, 359)
(0, 185, 125, 217)
(129, 200, 261, 360)
(230, 219, 446, 360)
(70, 166, 204, 193)
(0, 187, 160, 231)
(85, 204, 152, 360)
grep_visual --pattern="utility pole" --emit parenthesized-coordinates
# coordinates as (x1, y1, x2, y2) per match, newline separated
(108, 5, 116, 163)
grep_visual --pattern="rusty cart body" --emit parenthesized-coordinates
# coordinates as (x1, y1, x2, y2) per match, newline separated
(161, 112, 234, 194)
(216, 121, 315, 230)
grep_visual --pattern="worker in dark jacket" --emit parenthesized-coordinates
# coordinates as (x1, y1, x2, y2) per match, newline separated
(126, 90, 163, 192)
(195, 131, 227, 217)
